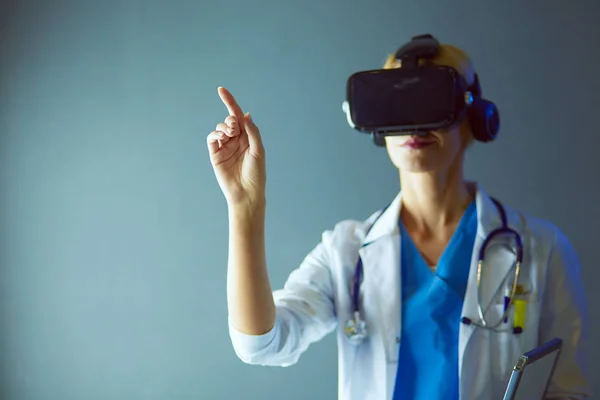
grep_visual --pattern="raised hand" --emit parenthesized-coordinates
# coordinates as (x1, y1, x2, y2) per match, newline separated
(207, 87, 266, 208)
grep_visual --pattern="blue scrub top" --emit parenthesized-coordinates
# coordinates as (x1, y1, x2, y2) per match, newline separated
(393, 200, 477, 400)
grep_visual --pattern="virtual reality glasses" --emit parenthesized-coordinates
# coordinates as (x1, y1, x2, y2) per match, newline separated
(342, 34, 500, 146)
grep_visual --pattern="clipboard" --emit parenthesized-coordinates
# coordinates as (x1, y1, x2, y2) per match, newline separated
(502, 337, 563, 400)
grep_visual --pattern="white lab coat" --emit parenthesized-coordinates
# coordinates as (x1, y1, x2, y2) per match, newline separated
(228, 183, 590, 399)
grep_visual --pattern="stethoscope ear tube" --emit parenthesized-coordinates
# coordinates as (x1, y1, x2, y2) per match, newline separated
(345, 208, 390, 343)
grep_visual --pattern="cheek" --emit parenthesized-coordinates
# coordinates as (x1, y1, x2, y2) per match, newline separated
(384, 136, 403, 147)
(447, 134, 465, 154)
(438, 128, 467, 155)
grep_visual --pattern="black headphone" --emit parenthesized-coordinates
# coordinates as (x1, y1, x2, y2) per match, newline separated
(381, 34, 500, 144)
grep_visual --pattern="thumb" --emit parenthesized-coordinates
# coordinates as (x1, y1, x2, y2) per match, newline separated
(243, 112, 264, 152)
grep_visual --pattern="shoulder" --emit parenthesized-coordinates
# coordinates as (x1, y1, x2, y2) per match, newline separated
(500, 201, 581, 276)
(319, 208, 385, 251)
(503, 201, 569, 251)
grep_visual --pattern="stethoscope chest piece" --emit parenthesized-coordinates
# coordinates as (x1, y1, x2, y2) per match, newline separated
(345, 311, 368, 343)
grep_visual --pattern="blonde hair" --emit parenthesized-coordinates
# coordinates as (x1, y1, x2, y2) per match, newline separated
(383, 43, 476, 87)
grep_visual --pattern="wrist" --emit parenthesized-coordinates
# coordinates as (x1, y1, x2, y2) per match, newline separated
(228, 197, 266, 220)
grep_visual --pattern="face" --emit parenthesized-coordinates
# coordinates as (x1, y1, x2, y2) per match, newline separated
(380, 44, 476, 174)
(384, 120, 473, 173)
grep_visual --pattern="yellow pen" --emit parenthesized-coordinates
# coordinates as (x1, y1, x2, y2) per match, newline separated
(513, 299, 527, 334)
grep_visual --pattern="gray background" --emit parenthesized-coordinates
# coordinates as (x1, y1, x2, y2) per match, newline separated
(1, 0, 598, 399)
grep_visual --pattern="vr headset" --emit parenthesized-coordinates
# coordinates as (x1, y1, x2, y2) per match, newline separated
(342, 34, 500, 146)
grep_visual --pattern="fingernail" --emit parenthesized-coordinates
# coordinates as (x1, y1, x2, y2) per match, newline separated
(248, 112, 253, 123)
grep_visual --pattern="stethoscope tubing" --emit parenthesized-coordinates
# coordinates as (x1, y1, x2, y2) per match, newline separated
(347, 197, 525, 340)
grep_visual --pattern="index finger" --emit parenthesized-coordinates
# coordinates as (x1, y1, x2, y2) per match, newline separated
(217, 86, 244, 118)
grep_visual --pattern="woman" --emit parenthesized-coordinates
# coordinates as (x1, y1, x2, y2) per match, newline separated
(206, 40, 590, 399)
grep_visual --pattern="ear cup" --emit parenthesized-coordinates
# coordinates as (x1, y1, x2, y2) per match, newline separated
(468, 98, 500, 142)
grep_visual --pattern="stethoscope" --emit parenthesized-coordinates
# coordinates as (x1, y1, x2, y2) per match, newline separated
(344, 198, 524, 344)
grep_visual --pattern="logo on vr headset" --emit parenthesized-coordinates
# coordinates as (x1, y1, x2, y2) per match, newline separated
(392, 77, 421, 90)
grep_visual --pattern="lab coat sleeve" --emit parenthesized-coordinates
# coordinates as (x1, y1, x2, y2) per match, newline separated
(228, 229, 338, 367)
(540, 229, 591, 399)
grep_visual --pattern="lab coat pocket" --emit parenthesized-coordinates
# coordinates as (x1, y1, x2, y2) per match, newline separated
(490, 297, 540, 386)
(490, 303, 524, 386)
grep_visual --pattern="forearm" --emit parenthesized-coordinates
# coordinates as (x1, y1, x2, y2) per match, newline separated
(226, 200, 276, 335)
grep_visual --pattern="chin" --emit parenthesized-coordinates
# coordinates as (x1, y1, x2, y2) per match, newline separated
(388, 150, 432, 169)
(400, 165, 438, 173)
(388, 143, 456, 173)
(392, 158, 439, 173)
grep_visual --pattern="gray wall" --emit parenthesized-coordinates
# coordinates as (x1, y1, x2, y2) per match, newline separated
(1, 0, 598, 399)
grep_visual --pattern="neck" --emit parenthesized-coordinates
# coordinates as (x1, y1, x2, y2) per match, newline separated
(399, 164, 473, 234)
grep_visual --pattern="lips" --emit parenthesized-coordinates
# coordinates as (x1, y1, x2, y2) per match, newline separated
(401, 136, 435, 149)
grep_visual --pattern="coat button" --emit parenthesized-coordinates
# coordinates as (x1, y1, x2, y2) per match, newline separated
(396, 336, 400, 343)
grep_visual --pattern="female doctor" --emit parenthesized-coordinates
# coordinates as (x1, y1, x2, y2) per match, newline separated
(206, 40, 590, 400)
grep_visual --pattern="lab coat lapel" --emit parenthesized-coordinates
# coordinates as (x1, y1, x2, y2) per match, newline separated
(358, 193, 403, 372)
(459, 185, 522, 382)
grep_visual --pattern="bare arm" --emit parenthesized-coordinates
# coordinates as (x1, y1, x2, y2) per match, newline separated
(207, 87, 274, 336)
(227, 202, 276, 335)
(209, 87, 335, 366)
